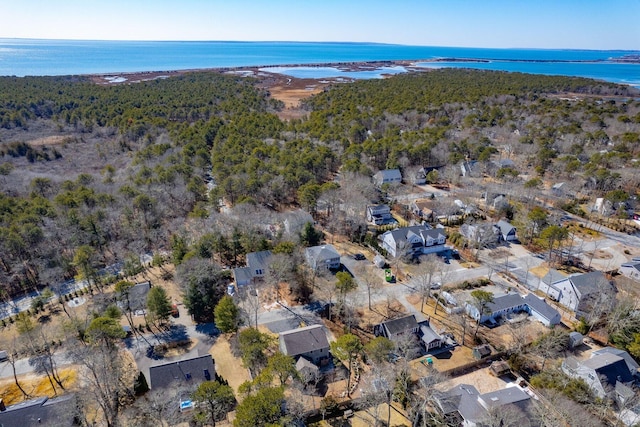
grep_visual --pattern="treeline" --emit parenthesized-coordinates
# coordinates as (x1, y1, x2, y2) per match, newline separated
(1, 69, 639, 298)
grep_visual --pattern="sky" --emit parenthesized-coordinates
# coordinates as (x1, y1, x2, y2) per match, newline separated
(1, 0, 638, 50)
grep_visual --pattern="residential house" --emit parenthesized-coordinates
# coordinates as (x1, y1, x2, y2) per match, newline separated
(0, 394, 78, 427)
(233, 250, 273, 286)
(410, 198, 435, 222)
(374, 315, 444, 352)
(433, 384, 535, 426)
(466, 292, 561, 327)
(148, 355, 215, 390)
(563, 352, 635, 399)
(414, 165, 444, 185)
(295, 356, 320, 384)
(279, 324, 330, 366)
(460, 222, 500, 246)
(569, 332, 584, 349)
(592, 347, 639, 377)
(366, 204, 392, 225)
(460, 160, 479, 178)
(419, 323, 445, 351)
(117, 281, 151, 313)
(537, 269, 567, 301)
(550, 271, 614, 315)
(373, 169, 402, 187)
(620, 261, 640, 281)
(379, 225, 446, 258)
(305, 244, 341, 271)
(495, 219, 517, 241)
(374, 314, 419, 342)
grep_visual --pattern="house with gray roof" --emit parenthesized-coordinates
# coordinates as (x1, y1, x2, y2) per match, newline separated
(495, 219, 517, 241)
(433, 384, 534, 426)
(0, 394, 78, 427)
(551, 271, 614, 314)
(374, 314, 419, 342)
(148, 354, 215, 389)
(279, 324, 330, 366)
(563, 352, 635, 399)
(305, 244, 341, 271)
(117, 280, 151, 313)
(620, 261, 640, 281)
(366, 204, 393, 225)
(592, 347, 639, 377)
(466, 292, 560, 327)
(379, 225, 446, 258)
(373, 169, 402, 187)
(233, 250, 273, 286)
(537, 268, 566, 300)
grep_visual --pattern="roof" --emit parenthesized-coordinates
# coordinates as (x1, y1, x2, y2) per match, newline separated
(279, 324, 329, 357)
(435, 384, 482, 419)
(542, 269, 566, 285)
(582, 354, 634, 386)
(568, 271, 608, 296)
(382, 315, 418, 336)
(523, 294, 560, 322)
(148, 355, 215, 389)
(384, 225, 444, 247)
(118, 281, 151, 312)
(592, 347, 639, 374)
(479, 387, 530, 410)
(496, 219, 516, 236)
(246, 250, 272, 271)
(305, 244, 340, 263)
(375, 169, 402, 181)
(473, 344, 492, 357)
(420, 324, 442, 345)
(487, 293, 525, 313)
(620, 262, 640, 272)
(0, 394, 77, 427)
(233, 266, 252, 284)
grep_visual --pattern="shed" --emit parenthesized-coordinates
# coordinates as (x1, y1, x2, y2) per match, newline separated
(569, 332, 584, 349)
(489, 360, 511, 376)
(472, 344, 492, 360)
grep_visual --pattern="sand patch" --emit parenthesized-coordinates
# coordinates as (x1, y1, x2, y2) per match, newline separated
(209, 338, 251, 396)
(26, 135, 70, 146)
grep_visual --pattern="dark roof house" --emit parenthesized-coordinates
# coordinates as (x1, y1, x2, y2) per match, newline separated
(0, 394, 78, 427)
(148, 355, 215, 389)
(563, 352, 634, 398)
(495, 219, 517, 241)
(374, 314, 419, 341)
(279, 324, 330, 365)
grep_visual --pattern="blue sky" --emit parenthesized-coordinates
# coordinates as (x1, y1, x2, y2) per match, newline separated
(1, 0, 638, 50)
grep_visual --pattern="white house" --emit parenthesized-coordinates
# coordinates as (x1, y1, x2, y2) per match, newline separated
(379, 225, 446, 258)
(495, 219, 517, 241)
(550, 271, 613, 314)
(373, 169, 402, 187)
(466, 292, 560, 327)
(563, 352, 635, 399)
(305, 244, 341, 271)
(366, 204, 392, 225)
(620, 261, 640, 281)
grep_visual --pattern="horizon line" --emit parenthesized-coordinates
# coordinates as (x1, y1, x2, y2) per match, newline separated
(0, 37, 637, 52)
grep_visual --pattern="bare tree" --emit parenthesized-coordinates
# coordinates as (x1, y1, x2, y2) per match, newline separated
(414, 254, 439, 313)
(355, 263, 380, 311)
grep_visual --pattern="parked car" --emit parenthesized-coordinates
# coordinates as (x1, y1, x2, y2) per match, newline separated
(430, 282, 442, 290)
(353, 253, 366, 260)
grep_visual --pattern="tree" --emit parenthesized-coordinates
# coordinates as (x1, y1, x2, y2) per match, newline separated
(540, 225, 569, 264)
(233, 386, 284, 427)
(414, 254, 439, 313)
(533, 329, 568, 369)
(214, 295, 240, 333)
(73, 244, 98, 292)
(526, 206, 548, 242)
(146, 286, 172, 326)
(175, 257, 228, 322)
(238, 328, 272, 375)
(300, 221, 322, 247)
(266, 352, 298, 386)
(364, 336, 394, 365)
(86, 316, 127, 346)
(330, 333, 362, 396)
(335, 271, 357, 310)
(470, 290, 494, 340)
(192, 380, 235, 427)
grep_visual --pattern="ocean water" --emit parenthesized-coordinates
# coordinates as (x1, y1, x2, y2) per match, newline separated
(0, 39, 638, 85)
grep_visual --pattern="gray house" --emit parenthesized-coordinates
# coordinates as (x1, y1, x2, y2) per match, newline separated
(373, 169, 402, 187)
(148, 355, 215, 389)
(305, 244, 341, 271)
(433, 384, 533, 426)
(563, 351, 635, 399)
(374, 314, 419, 342)
(279, 324, 330, 366)
(379, 225, 446, 258)
(466, 292, 561, 327)
(0, 394, 78, 427)
(233, 250, 273, 286)
(550, 271, 614, 314)
(495, 219, 517, 241)
(366, 204, 393, 225)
